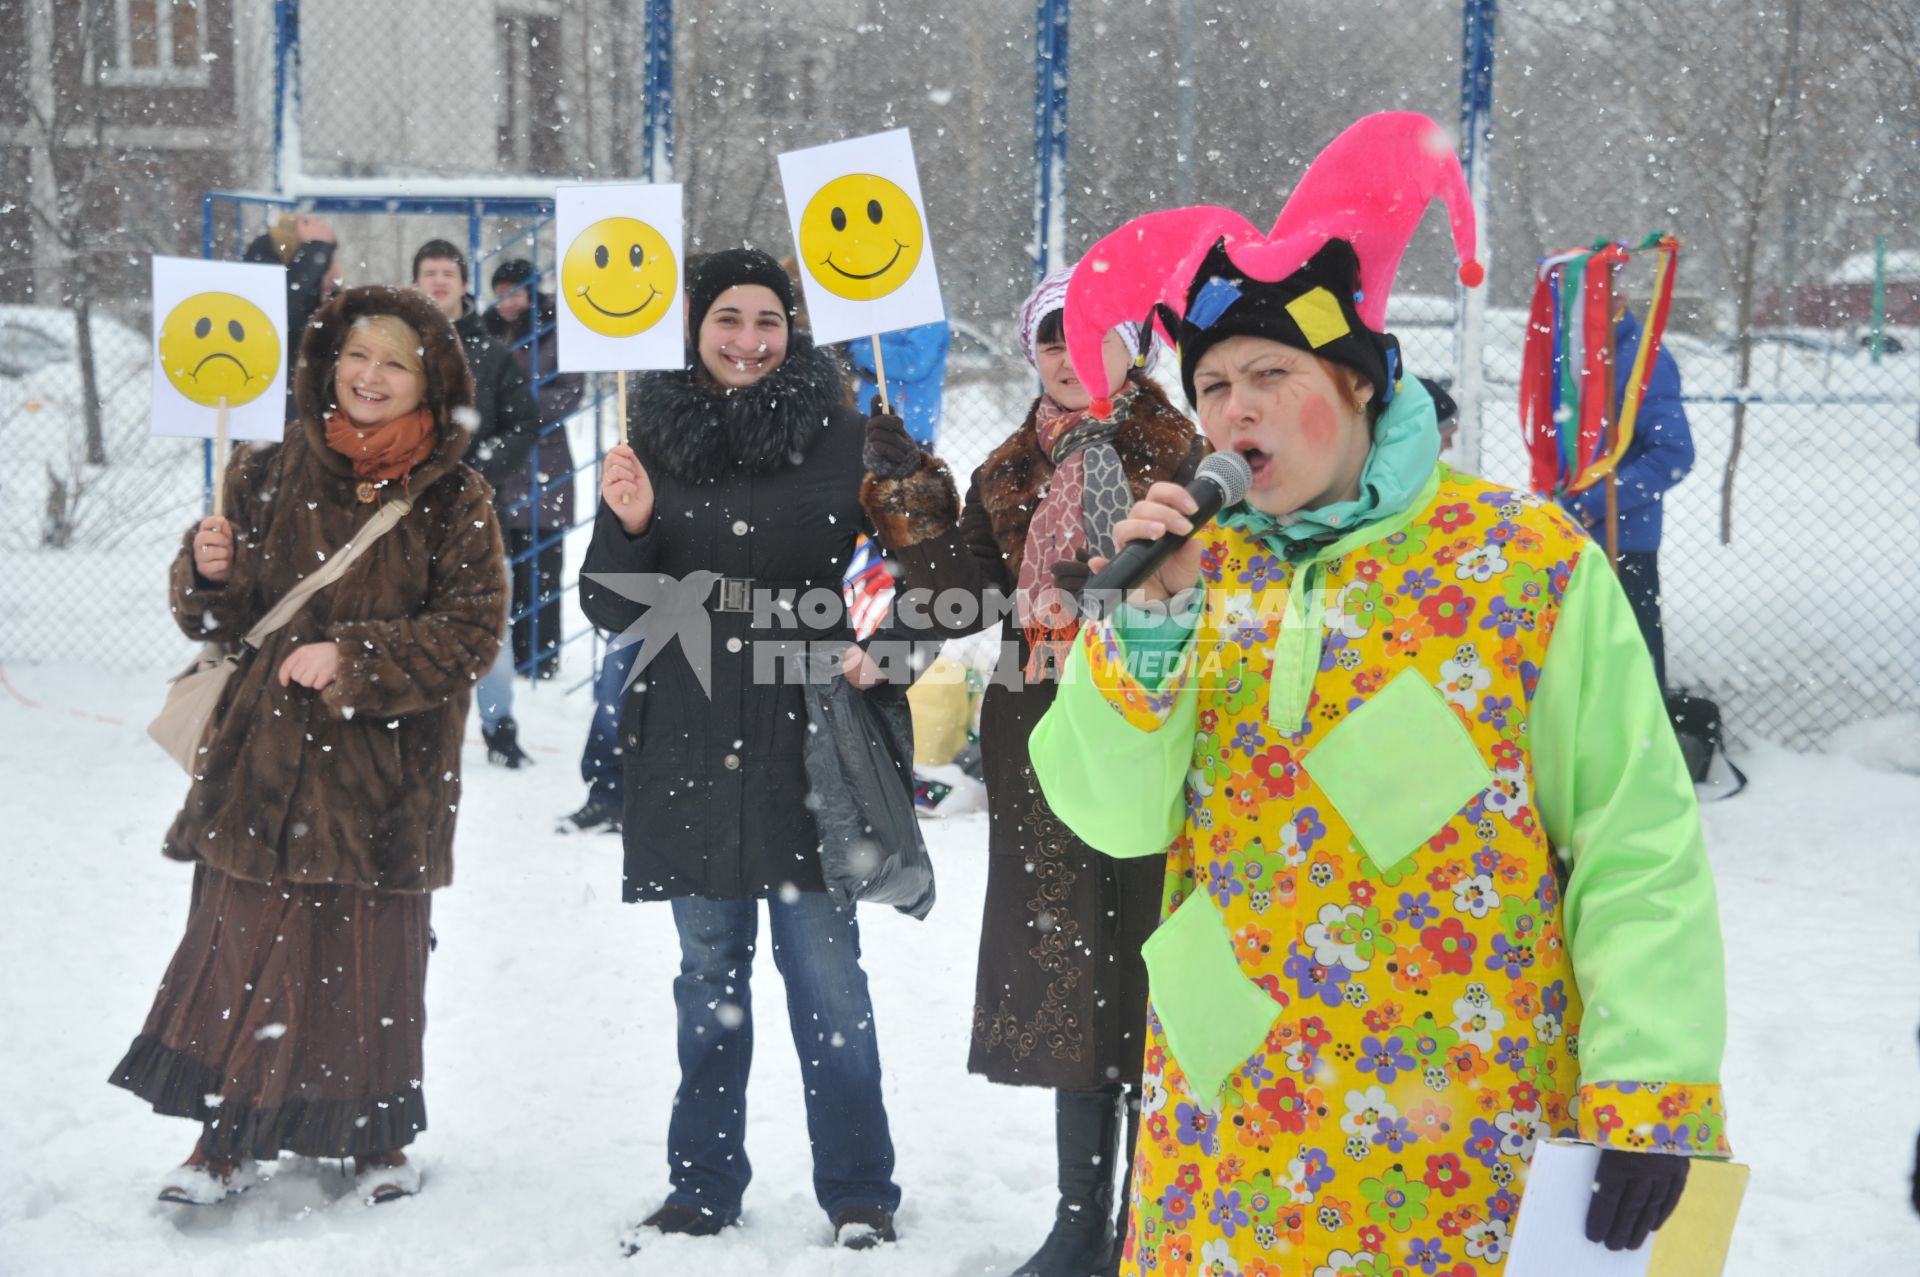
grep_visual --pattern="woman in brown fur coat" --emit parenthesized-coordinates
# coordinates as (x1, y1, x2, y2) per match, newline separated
(858, 270, 1200, 1276)
(110, 286, 506, 1207)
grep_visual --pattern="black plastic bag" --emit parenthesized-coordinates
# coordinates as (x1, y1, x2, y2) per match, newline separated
(802, 675, 936, 920)
(1665, 689, 1748, 797)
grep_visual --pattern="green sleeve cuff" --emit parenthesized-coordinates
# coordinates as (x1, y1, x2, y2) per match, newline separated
(1531, 549, 1729, 1091)
(1028, 624, 1196, 857)
(1110, 597, 1202, 693)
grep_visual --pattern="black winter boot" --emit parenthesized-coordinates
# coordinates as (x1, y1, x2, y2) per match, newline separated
(483, 717, 531, 769)
(1103, 1089, 1143, 1276)
(1011, 1086, 1122, 1277)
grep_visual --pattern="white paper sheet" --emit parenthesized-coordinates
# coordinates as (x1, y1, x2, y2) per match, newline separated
(777, 128, 945, 346)
(1505, 1140, 1652, 1277)
(149, 257, 289, 443)
(552, 182, 685, 374)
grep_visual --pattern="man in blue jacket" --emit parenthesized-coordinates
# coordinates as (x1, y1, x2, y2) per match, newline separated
(847, 321, 952, 446)
(1559, 304, 1695, 691)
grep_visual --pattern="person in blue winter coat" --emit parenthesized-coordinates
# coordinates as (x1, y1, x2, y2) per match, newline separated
(1558, 303, 1694, 690)
(846, 321, 952, 446)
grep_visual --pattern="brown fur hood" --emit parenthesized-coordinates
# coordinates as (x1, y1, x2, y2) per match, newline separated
(864, 375, 1201, 575)
(971, 376, 1199, 574)
(292, 285, 476, 493)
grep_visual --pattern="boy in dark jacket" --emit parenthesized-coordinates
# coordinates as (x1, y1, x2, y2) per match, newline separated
(1557, 304, 1695, 690)
(413, 239, 541, 765)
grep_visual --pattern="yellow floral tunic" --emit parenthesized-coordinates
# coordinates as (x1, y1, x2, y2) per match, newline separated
(1031, 465, 1729, 1277)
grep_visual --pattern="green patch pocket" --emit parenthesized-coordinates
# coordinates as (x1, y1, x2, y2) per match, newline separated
(1302, 668, 1494, 875)
(1142, 892, 1278, 1105)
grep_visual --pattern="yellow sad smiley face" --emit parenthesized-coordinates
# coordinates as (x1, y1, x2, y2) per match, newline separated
(799, 174, 925, 302)
(157, 292, 281, 408)
(562, 217, 678, 338)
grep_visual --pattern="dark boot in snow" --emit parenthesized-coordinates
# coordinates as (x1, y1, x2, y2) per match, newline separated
(832, 1204, 898, 1249)
(1011, 1086, 1122, 1277)
(620, 1202, 733, 1252)
(483, 717, 531, 769)
(560, 792, 622, 834)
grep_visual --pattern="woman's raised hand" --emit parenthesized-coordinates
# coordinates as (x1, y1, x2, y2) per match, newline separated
(601, 444, 655, 535)
(1097, 481, 1206, 606)
(192, 516, 235, 584)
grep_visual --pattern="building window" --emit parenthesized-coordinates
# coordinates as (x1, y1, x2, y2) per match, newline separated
(99, 0, 211, 88)
(497, 11, 565, 175)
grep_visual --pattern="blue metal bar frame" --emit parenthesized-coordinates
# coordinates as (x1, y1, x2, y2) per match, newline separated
(224, 0, 670, 692)
(199, 191, 613, 690)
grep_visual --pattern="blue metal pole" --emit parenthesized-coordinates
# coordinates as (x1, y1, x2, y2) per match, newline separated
(467, 206, 482, 308)
(526, 228, 545, 677)
(1032, 0, 1069, 281)
(272, 0, 301, 194)
(642, 0, 675, 182)
(1452, 0, 1497, 472)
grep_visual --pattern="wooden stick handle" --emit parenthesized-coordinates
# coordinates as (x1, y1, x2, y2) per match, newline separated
(1605, 471, 1620, 571)
(870, 335, 891, 415)
(214, 396, 230, 518)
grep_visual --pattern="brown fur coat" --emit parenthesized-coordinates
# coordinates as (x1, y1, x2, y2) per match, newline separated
(162, 286, 505, 892)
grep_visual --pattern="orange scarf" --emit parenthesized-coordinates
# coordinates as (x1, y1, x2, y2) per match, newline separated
(323, 406, 438, 494)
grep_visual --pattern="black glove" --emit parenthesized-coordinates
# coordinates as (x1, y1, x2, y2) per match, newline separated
(1585, 1148, 1690, 1251)
(863, 398, 922, 480)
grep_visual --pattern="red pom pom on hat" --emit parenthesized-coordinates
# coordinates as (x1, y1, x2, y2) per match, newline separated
(1459, 259, 1485, 288)
(1091, 396, 1114, 420)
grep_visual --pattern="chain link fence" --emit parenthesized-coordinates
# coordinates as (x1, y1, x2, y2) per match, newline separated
(4, 0, 1915, 748)
(0, 304, 204, 667)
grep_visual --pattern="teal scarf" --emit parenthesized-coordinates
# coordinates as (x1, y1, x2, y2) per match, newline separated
(1218, 376, 1440, 562)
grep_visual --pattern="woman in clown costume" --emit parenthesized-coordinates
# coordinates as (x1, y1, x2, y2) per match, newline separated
(1029, 113, 1729, 1277)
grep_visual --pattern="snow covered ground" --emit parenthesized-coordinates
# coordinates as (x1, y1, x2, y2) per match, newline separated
(1, 662, 1917, 1275)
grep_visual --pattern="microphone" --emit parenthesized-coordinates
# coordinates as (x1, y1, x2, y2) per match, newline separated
(1079, 450, 1253, 620)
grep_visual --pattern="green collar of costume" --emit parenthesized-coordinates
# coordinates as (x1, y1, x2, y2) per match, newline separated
(1219, 376, 1441, 563)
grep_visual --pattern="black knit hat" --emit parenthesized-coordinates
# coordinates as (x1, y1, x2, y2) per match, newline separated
(489, 256, 535, 291)
(685, 248, 798, 335)
(1176, 237, 1400, 416)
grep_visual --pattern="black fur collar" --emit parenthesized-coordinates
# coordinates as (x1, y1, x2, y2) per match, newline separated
(630, 335, 844, 485)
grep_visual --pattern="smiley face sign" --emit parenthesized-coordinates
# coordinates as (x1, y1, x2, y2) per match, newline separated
(157, 292, 281, 407)
(149, 256, 288, 443)
(779, 129, 945, 346)
(798, 174, 925, 302)
(561, 216, 678, 338)
(553, 183, 686, 373)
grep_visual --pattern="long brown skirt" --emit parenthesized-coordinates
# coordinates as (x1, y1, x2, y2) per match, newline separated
(109, 865, 431, 1160)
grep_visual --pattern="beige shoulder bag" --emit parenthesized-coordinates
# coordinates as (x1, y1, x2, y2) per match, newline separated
(147, 498, 412, 773)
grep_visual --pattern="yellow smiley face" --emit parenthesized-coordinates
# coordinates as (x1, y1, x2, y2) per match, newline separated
(562, 217, 678, 338)
(799, 174, 925, 302)
(157, 292, 281, 408)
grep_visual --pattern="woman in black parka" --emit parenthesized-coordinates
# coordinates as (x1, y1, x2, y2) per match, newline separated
(579, 249, 903, 1252)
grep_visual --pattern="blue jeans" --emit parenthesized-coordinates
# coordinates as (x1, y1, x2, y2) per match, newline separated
(579, 639, 640, 802)
(475, 643, 514, 732)
(665, 892, 900, 1223)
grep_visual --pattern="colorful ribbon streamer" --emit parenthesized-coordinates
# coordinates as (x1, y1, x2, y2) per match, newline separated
(1518, 233, 1680, 498)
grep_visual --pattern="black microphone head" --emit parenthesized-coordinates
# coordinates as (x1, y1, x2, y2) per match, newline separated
(1196, 450, 1253, 506)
